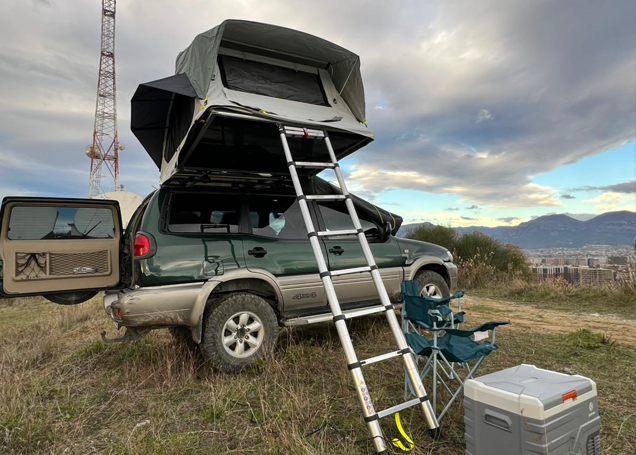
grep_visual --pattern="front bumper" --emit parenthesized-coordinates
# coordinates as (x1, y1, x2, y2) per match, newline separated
(444, 261, 458, 291)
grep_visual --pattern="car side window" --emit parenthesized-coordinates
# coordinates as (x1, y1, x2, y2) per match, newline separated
(247, 196, 307, 240)
(318, 202, 376, 239)
(168, 193, 239, 234)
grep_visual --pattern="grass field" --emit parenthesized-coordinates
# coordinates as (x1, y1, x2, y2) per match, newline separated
(469, 282, 636, 320)
(1, 296, 635, 454)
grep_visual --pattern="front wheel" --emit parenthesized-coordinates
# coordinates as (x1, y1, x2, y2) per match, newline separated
(414, 270, 450, 298)
(201, 292, 278, 373)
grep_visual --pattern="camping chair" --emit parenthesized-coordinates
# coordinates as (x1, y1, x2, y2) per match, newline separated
(400, 281, 509, 423)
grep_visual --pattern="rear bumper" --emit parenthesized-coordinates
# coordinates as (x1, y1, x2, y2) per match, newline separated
(103, 282, 203, 329)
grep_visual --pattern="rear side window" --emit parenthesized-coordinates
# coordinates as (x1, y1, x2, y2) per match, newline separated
(247, 196, 307, 240)
(8, 206, 115, 240)
(168, 193, 239, 234)
(218, 55, 328, 106)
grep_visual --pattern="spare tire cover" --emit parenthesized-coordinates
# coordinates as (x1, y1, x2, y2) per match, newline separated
(45, 291, 98, 306)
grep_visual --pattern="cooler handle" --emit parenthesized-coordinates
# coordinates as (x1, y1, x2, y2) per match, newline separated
(484, 409, 512, 432)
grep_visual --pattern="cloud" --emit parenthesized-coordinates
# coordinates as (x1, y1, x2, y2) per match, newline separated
(571, 180, 636, 194)
(346, 165, 562, 208)
(0, 0, 633, 207)
(498, 216, 520, 223)
(560, 194, 576, 199)
(461, 216, 478, 221)
(475, 109, 493, 124)
(445, 207, 459, 211)
(585, 192, 630, 211)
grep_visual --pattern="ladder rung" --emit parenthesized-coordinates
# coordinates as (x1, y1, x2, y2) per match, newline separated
(282, 304, 387, 326)
(342, 305, 387, 320)
(306, 195, 346, 201)
(284, 126, 325, 139)
(330, 266, 372, 276)
(377, 398, 422, 420)
(294, 161, 336, 169)
(360, 349, 411, 367)
(318, 229, 358, 237)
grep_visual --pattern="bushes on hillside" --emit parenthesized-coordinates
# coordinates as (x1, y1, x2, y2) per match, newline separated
(405, 224, 530, 288)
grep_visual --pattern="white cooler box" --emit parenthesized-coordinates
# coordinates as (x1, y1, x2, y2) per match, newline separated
(464, 364, 601, 455)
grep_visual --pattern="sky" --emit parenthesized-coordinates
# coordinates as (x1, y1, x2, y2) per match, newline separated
(0, 0, 634, 227)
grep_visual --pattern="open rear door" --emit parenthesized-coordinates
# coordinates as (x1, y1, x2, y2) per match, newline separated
(0, 197, 124, 304)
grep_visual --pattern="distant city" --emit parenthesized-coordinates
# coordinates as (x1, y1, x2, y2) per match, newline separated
(525, 245, 634, 286)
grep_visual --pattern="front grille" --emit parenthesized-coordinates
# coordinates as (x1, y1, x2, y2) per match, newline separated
(49, 250, 109, 276)
(586, 432, 601, 455)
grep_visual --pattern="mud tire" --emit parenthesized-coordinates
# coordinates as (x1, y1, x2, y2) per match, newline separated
(414, 270, 451, 298)
(200, 292, 278, 373)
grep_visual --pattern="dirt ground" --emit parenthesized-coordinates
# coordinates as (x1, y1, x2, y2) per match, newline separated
(464, 295, 636, 345)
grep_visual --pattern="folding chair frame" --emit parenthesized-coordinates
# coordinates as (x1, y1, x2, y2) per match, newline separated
(402, 296, 501, 423)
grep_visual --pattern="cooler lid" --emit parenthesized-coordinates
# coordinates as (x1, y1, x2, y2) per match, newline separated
(472, 364, 593, 411)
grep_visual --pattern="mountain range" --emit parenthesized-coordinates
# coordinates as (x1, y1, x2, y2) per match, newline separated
(397, 211, 636, 249)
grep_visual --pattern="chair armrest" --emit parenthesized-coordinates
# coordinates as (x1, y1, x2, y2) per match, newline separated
(443, 321, 511, 337)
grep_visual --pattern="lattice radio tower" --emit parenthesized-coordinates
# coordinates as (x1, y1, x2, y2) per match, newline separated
(86, 0, 124, 198)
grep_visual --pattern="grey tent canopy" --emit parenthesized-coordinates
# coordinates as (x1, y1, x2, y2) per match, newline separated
(176, 20, 367, 123)
(131, 20, 374, 183)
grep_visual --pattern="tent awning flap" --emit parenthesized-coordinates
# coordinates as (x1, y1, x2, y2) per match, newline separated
(312, 178, 403, 235)
(131, 74, 197, 167)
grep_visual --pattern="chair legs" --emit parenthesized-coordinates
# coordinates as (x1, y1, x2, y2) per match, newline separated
(405, 349, 486, 423)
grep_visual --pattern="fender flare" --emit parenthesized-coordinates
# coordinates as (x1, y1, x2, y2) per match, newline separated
(190, 268, 284, 344)
(404, 256, 448, 282)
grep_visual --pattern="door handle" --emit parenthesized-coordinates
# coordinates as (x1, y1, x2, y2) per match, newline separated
(329, 246, 344, 256)
(248, 247, 268, 258)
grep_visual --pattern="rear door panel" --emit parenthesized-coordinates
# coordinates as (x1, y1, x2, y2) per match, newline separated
(0, 197, 123, 296)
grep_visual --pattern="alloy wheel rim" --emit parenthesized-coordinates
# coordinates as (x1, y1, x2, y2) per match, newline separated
(222, 311, 265, 358)
(421, 284, 443, 299)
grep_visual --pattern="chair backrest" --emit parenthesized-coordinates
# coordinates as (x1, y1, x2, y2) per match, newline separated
(402, 280, 439, 328)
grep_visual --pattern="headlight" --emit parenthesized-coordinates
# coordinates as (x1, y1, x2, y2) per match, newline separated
(445, 250, 453, 262)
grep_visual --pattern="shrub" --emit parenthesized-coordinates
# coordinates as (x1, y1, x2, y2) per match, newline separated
(405, 224, 530, 288)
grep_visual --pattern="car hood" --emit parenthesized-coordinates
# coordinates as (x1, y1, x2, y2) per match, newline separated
(395, 237, 452, 263)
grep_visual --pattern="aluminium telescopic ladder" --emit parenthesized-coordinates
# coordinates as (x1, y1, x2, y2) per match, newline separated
(278, 125, 439, 454)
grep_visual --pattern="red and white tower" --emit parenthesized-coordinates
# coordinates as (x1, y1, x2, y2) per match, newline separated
(86, 0, 124, 198)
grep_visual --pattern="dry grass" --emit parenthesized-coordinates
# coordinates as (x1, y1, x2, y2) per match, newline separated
(0, 296, 635, 454)
(471, 276, 636, 320)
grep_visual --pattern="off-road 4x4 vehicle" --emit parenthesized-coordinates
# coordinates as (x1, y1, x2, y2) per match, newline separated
(0, 186, 456, 371)
(0, 20, 457, 372)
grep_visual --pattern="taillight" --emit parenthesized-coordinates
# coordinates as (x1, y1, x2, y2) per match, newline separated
(133, 233, 150, 257)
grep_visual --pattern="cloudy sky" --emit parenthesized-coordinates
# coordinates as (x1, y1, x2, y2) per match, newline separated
(1, 0, 634, 227)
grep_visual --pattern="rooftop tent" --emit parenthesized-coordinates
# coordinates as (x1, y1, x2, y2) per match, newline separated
(131, 20, 374, 183)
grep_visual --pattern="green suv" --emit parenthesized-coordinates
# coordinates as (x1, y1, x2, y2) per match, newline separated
(0, 178, 456, 371)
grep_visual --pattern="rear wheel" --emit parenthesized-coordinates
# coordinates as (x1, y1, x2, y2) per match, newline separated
(414, 270, 450, 298)
(201, 292, 278, 373)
